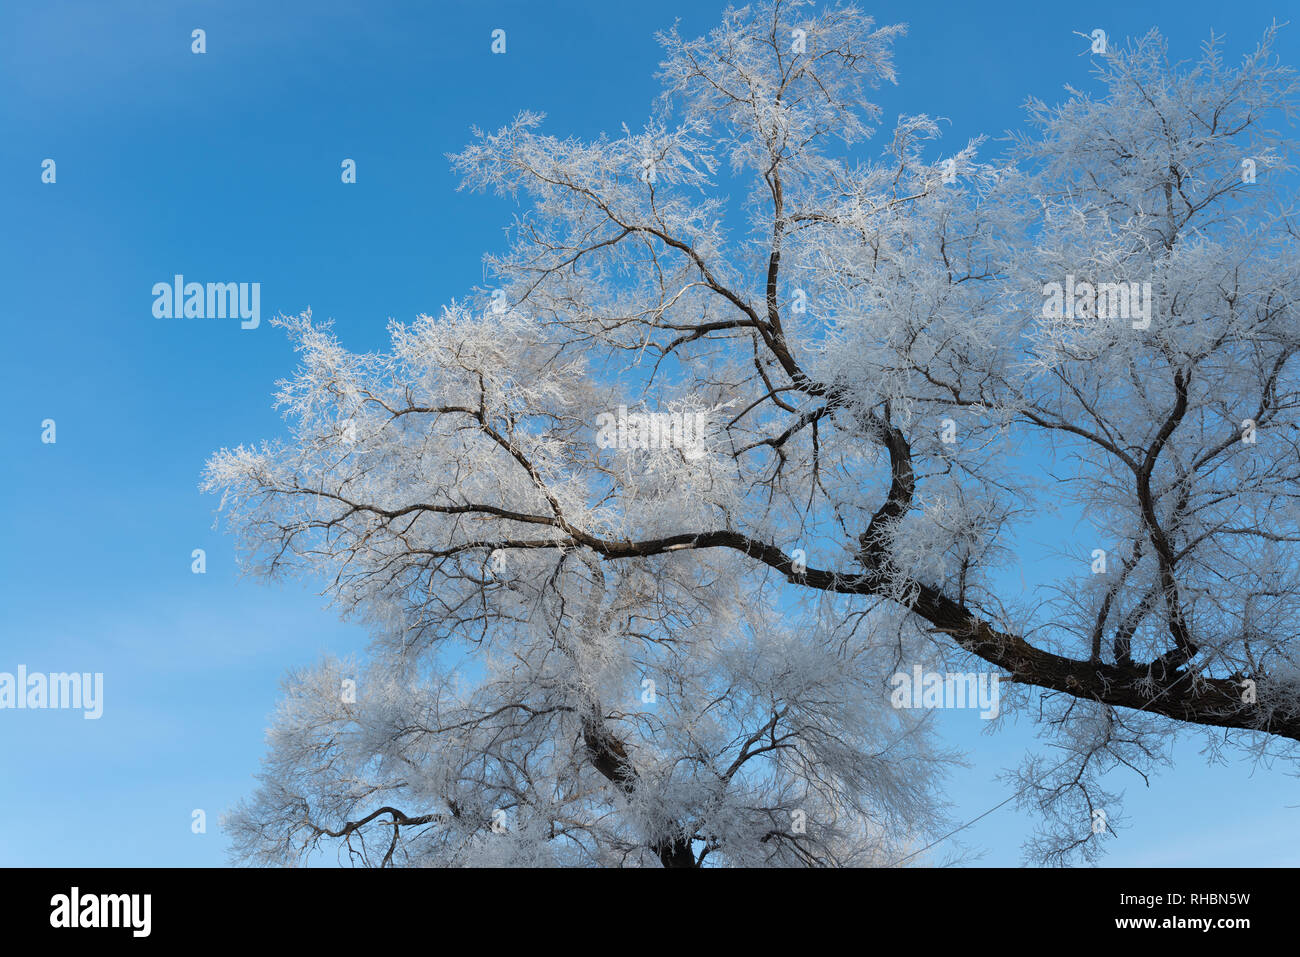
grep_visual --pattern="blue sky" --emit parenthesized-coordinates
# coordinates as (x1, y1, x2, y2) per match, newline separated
(1, 0, 1297, 867)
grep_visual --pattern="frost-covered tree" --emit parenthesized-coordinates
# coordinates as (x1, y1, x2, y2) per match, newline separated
(205, 0, 1300, 866)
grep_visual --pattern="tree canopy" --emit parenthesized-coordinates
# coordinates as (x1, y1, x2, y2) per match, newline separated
(205, 0, 1300, 866)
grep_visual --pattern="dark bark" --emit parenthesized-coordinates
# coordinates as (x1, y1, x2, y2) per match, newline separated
(582, 716, 700, 868)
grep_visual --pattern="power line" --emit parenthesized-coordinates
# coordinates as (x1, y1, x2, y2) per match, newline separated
(885, 677, 1196, 867)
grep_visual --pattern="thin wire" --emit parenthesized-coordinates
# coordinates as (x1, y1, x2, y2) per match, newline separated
(884, 675, 1195, 867)
(888, 752, 1078, 866)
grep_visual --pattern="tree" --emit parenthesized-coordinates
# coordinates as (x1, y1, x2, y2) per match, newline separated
(204, 0, 1300, 866)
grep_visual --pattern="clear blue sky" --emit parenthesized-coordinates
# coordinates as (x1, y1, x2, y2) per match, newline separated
(2, 0, 1296, 867)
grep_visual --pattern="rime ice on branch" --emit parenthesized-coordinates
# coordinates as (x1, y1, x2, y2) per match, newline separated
(205, 1, 1300, 866)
